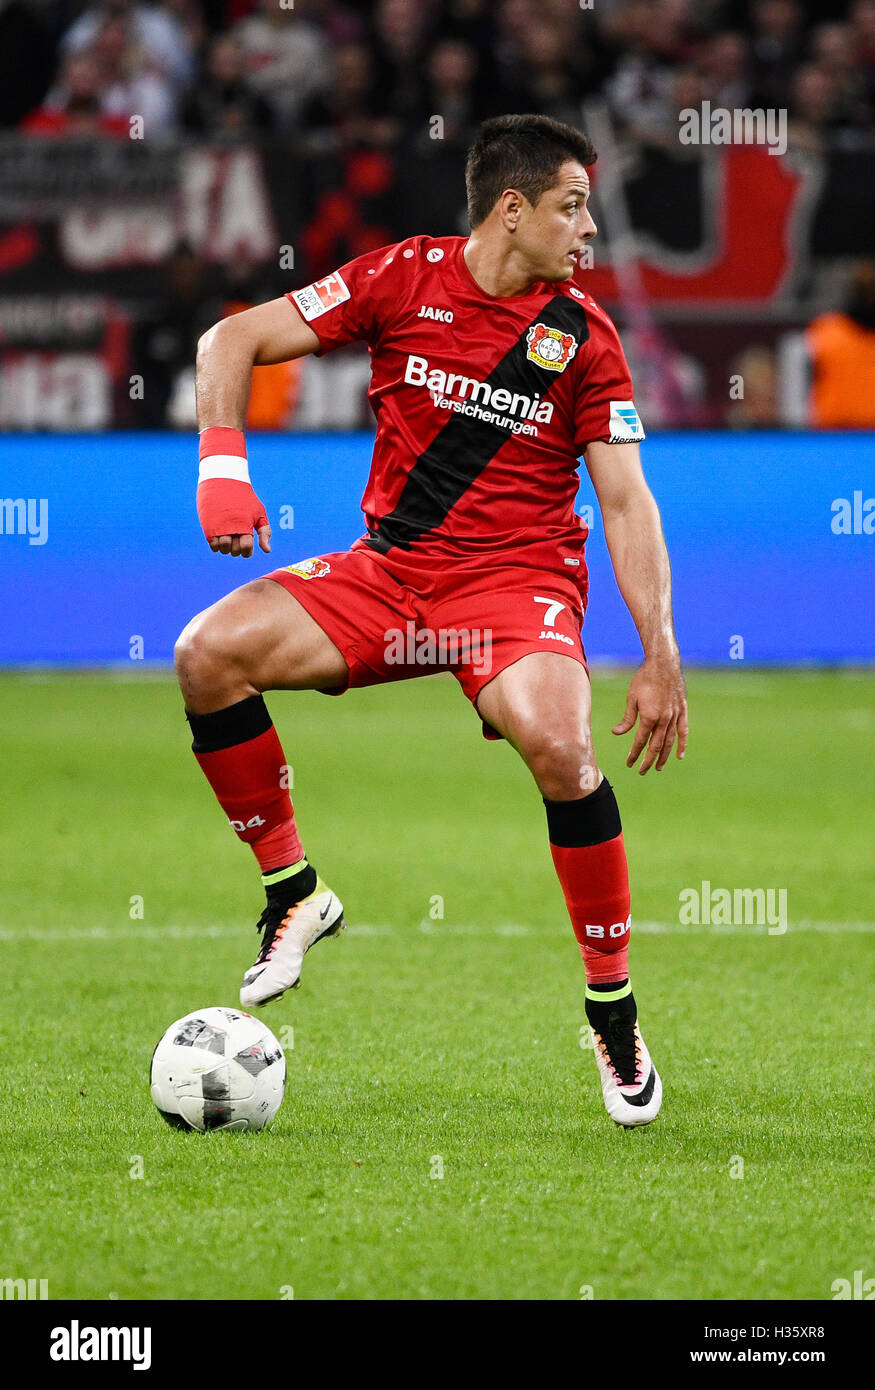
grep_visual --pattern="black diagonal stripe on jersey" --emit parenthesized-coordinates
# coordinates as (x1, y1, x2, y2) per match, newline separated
(365, 296, 591, 553)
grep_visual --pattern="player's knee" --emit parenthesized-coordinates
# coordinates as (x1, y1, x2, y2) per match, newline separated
(521, 725, 596, 800)
(174, 611, 229, 692)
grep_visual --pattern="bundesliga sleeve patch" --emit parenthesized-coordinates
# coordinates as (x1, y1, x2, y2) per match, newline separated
(290, 272, 351, 322)
(608, 401, 645, 442)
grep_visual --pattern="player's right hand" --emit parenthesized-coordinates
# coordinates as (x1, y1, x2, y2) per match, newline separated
(196, 477, 272, 558)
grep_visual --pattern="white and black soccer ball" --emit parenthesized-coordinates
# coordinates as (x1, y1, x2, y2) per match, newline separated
(150, 1007, 285, 1132)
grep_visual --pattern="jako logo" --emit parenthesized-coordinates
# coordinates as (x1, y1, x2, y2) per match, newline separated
(50, 1321, 152, 1371)
(1, 497, 48, 546)
(417, 304, 454, 322)
(0, 1276, 48, 1299)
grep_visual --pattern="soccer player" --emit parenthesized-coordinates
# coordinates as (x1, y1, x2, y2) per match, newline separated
(176, 114, 688, 1129)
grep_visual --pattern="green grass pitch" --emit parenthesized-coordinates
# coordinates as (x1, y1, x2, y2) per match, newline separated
(0, 667, 872, 1301)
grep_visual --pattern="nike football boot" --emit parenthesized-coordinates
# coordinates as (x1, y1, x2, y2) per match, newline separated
(240, 878, 344, 1007)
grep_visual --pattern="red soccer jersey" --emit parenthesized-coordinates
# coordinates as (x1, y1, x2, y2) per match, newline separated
(286, 235, 643, 571)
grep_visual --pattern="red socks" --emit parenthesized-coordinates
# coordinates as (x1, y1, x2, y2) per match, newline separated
(186, 697, 632, 979)
(186, 695, 303, 874)
(544, 778, 631, 985)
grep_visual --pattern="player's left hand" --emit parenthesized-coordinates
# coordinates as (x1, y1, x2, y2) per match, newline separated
(612, 654, 688, 774)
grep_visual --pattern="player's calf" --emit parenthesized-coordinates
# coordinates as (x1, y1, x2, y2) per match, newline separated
(544, 777, 663, 1129)
(174, 583, 350, 999)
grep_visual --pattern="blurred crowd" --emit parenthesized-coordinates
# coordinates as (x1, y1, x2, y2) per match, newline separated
(2, 0, 874, 431)
(1, 0, 873, 153)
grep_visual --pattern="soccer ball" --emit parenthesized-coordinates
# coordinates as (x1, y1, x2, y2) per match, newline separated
(150, 1007, 286, 1132)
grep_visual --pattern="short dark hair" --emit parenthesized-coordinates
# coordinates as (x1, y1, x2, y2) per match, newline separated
(465, 113, 597, 228)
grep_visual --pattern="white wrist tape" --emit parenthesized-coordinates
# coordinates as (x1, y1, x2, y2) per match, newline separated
(198, 454, 251, 484)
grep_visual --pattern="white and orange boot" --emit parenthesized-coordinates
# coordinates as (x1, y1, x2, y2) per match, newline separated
(585, 985, 663, 1128)
(240, 878, 344, 1007)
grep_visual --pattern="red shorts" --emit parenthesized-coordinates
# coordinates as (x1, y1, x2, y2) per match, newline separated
(267, 541, 589, 738)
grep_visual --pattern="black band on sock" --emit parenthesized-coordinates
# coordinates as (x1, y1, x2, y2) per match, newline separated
(186, 694, 273, 753)
(543, 777, 622, 848)
(266, 863, 317, 907)
(585, 989, 636, 1032)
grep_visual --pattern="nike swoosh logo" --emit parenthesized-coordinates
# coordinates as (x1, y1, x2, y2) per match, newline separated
(245, 967, 266, 984)
(619, 1066, 657, 1106)
(319, 898, 333, 921)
